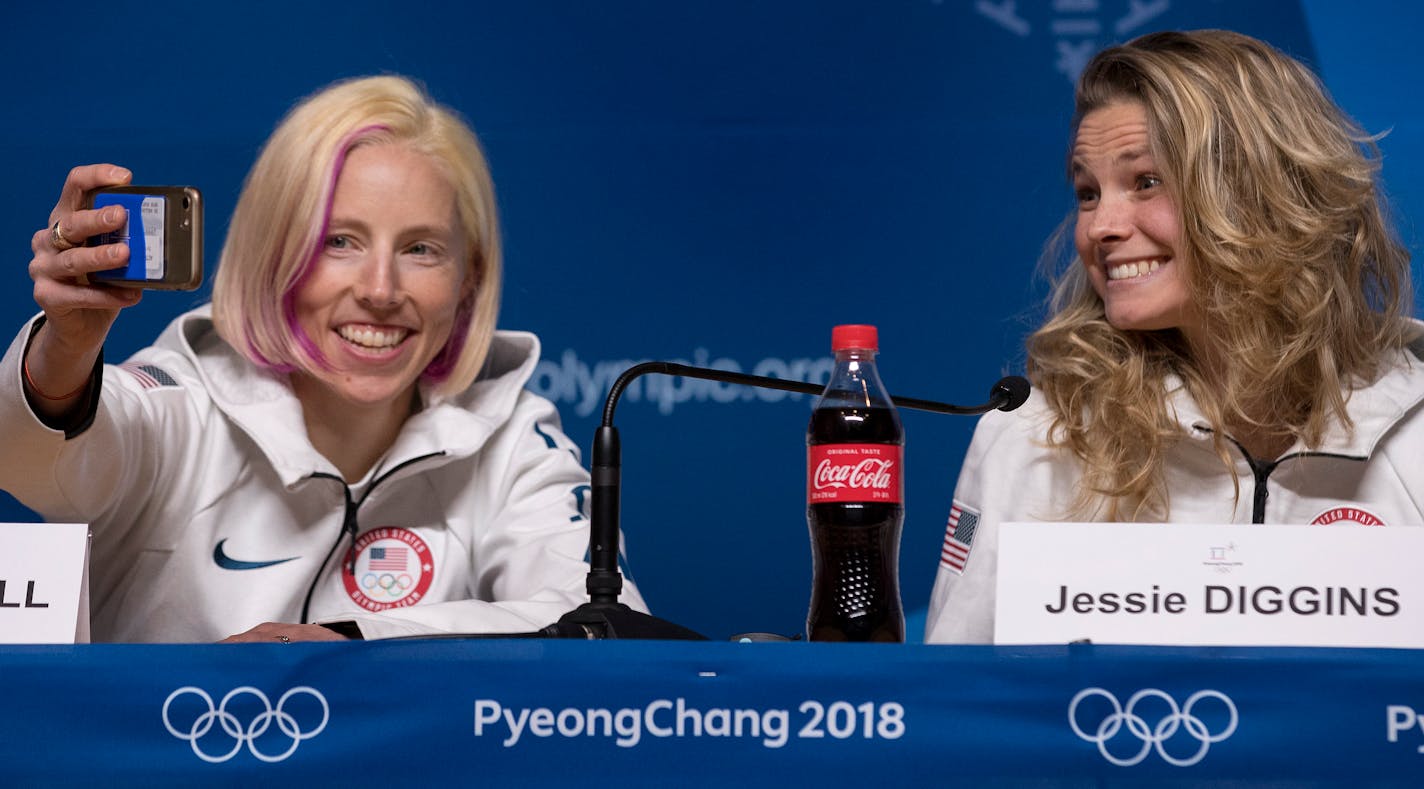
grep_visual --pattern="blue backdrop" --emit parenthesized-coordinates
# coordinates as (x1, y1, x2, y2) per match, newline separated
(2, 1, 1421, 641)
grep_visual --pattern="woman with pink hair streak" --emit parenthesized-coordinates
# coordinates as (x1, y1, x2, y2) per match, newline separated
(3, 75, 646, 643)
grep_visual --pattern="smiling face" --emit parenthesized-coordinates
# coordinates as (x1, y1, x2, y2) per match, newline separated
(289, 143, 472, 418)
(1072, 101, 1200, 340)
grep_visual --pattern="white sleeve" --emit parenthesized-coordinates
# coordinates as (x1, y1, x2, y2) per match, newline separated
(0, 316, 204, 548)
(924, 396, 1074, 643)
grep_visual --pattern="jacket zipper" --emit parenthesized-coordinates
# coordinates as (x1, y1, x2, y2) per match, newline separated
(1235, 450, 1279, 525)
(1218, 434, 1363, 523)
(299, 451, 445, 624)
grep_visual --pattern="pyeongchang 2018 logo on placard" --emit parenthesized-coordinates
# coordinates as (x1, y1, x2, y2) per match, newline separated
(1069, 687, 1238, 767)
(162, 686, 330, 764)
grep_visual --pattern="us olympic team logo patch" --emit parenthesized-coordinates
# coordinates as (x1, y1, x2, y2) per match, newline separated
(1310, 507, 1386, 527)
(342, 527, 434, 611)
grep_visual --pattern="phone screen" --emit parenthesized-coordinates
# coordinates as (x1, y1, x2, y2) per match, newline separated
(91, 192, 167, 282)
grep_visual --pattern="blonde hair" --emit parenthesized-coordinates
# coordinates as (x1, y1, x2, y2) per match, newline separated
(212, 75, 502, 397)
(1028, 29, 1412, 520)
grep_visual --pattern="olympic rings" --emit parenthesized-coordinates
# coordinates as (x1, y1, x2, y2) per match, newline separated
(361, 572, 413, 596)
(1068, 687, 1238, 767)
(162, 686, 329, 763)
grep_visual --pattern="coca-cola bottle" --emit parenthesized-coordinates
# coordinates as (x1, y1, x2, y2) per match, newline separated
(805, 324, 905, 642)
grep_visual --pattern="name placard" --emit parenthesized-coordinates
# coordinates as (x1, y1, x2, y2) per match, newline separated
(994, 522, 1424, 648)
(0, 523, 90, 644)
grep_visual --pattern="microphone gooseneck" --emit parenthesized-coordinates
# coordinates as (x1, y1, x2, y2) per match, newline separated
(566, 362, 1031, 639)
(599, 363, 1030, 424)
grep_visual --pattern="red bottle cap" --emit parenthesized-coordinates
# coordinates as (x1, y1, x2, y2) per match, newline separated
(831, 324, 878, 352)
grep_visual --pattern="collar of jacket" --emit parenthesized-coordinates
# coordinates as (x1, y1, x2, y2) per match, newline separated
(155, 305, 544, 488)
(1164, 340, 1424, 461)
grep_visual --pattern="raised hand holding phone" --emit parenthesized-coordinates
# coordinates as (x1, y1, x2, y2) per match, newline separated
(25, 165, 147, 414)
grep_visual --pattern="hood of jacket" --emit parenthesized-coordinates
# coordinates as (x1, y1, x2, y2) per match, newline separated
(148, 305, 545, 487)
(1164, 336, 1424, 459)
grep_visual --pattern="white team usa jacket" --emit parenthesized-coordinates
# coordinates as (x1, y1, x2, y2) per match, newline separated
(926, 345, 1424, 644)
(0, 306, 646, 642)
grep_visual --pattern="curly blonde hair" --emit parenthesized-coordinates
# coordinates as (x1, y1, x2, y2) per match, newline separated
(1028, 29, 1412, 520)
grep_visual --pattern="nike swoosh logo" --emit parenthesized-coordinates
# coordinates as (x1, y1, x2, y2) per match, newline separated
(212, 539, 299, 571)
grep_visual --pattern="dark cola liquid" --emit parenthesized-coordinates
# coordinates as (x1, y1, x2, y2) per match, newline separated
(807, 404, 904, 642)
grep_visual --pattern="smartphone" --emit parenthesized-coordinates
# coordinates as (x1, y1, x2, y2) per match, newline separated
(82, 185, 203, 291)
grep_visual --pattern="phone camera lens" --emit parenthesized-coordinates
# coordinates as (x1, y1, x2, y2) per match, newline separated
(182, 197, 191, 209)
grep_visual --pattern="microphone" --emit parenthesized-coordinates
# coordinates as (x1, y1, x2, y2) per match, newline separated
(546, 363, 1030, 639)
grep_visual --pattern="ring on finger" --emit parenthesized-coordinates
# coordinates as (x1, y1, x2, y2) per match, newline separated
(50, 220, 77, 252)
(277, 634, 291, 644)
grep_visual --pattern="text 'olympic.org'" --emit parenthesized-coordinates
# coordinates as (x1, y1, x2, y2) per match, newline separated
(528, 349, 834, 417)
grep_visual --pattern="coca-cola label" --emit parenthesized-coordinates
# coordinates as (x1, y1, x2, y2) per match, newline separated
(807, 444, 903, 504)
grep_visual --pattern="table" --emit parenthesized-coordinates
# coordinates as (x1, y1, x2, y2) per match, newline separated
(3, 640, 1421, 786)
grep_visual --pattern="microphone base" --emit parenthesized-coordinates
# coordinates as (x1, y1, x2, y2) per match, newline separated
(545, 602, 709, 640)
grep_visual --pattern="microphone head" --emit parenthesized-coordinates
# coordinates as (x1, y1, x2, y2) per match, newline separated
(992, 376, 1031, 412)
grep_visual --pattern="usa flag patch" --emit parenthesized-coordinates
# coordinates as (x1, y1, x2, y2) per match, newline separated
(940, 501, 981, 574)
(120, 363, 179, 390)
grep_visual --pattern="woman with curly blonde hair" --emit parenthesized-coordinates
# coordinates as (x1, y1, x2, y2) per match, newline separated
(926, 29, 1422, 643)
